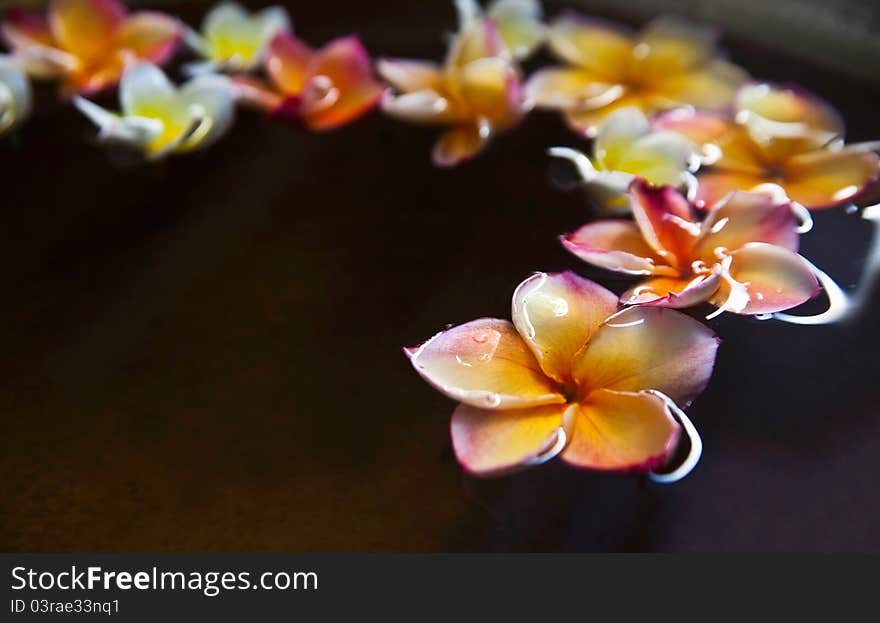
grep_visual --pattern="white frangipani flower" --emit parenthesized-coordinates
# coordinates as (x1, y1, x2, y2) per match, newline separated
(74, 62, 235, 159)
(0, 55, 32, 135)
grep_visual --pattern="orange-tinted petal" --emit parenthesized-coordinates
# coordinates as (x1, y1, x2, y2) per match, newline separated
(620, 271, 721, 308)
(524, 66, 624, 111)
(654, 59, 747, 110)
(405, 318, 564, 410)
(432, 122, 489, 167)
(561, 389, 680, 472)
(561, 220, 667, 275)
(458, 56, 524, 127)
(49, 0, 126, 62)
(446, 19, 508, 69)
(264, 31, 312, 96)
(546, 12, 633, 79)
(563, 91, 672, 138)
(115, 12, 180, 64)
(630, 180, 701, 267)
(571, 306, 719, 406)
(632, 17, 716, 77)
(451, 403, 572, 476)
(376, 58, 443, 92)
(696, 190, 800, 259)
(511, 271, 618, 383)
(782, 147, 880, 209)
(3, 10, 55, 48)
(691, 170, 769, 211)
(652, 110, 764, 175)
(711, 242, 819, 315)
(736, 82, 843, 161)
(300, 35, 383, 130)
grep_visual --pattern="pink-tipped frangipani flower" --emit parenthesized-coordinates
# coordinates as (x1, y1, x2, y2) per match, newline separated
(562, 179, 820, 315)
(1, 0, 181, 95)
(526, 13, 747, 137)
(378, 19, 528, 167)
(230, 31, 383, 131)
(405, 271, 719, 476)
(654, 83, 880, 210)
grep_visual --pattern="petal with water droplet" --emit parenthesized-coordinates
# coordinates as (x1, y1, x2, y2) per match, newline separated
(405, 318, 564, 410)
(620, 270, 721, 308)
(696, 190, 800, 258)
(511, 271, 618, 383)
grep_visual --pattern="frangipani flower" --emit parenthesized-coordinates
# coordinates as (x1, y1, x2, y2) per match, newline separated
(184, 1, 289, 73)
(454, 0, 545, 60)
(406, 271, 719, 476)
(526, 14, 748, 137)
(0, 56, 32, 134)
(378, 19, 528, 167)
(550, 106, 697, 213)
(654, 83, 880, 210)
(74, 62, 235, 159)
(1, 0, 181, 94)
(230, 32, 383, 131)
(562, 179, 819, 315)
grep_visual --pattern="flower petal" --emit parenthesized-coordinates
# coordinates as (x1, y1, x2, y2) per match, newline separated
(451, 402, 572, 476)
(263, 31, 312, 95)
(735, 82, 844, 160)
(620, 271, 721, 308)
(561, 389, 680, 472)
(458, 56, 524, 127)
(177, 74, 236, 151)
(563, 91, 670, 138)
(654, 59, 747, 110)
(691, 170, 769, 210)
(561, 220, 665, 275)
(511, 271, 618, 383)
(696, 190, 800, 259)
(0, 56, 32, 131)
(652, 110, 764, 174)
(633, 17, 717, 76)
(432, 122, 490, 167)
(49, 0, 127, 62)
(201, 2, 289, 68)
(382, 89, 463, 125)
(617, 131, 695, 187)
(711, 242, 820, 315)
(571, 306, 719, 406)
(116, 12, 181, 64)
(446, 19, 508, 68)
(119, 60, 175, 115)
(782, 147, 880, 209)
(405, 318, 564, 410)
(376, 58, 443, 92)
(2, 10, 56, 48)
(546, 12, 633, 78)
(300, 35, 383, 131)
(593, 106, 650, 164)
(490, 0, 545, 59)
(630, 179, 701, 266)
(524, 66, 623, 111)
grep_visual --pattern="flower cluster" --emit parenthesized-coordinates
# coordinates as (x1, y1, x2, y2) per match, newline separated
(2, 1, 878, 485)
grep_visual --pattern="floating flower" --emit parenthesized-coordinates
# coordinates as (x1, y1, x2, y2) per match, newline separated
(526, 14, 747, 137)
(74, 61, 235, 159)
(183, 1, 289, 74)
(230, 32, 383, 131)
(1, 0, 181, 94)
(654, 83, 880, 210)
(562, 179, 820, 315)
(405, 271, 719, 476)
(549, 106, 697, 213)
(0, 56, 32, 134)
(454, 0, 545, 60)
(378, 19, 528, 166)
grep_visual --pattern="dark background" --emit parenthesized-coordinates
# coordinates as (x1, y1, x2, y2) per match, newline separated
(1, 0, 879, 551)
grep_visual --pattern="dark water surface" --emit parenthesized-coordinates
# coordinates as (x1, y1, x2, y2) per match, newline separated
(2, 0, 879, 551)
